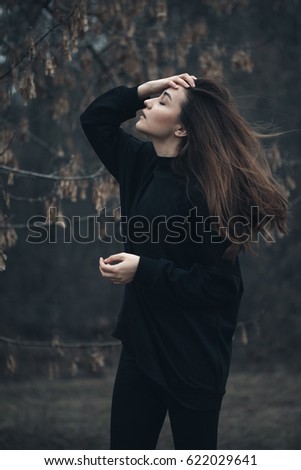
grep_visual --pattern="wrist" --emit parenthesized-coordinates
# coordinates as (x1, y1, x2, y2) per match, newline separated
(137, 82, 152, 99)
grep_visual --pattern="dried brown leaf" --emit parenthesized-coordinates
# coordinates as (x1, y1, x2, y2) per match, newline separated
(0, 250, 8, 272)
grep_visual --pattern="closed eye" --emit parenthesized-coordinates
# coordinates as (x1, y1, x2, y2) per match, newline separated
(159, 101, 165, 105)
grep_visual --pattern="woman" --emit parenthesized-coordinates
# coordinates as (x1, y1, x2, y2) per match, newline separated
(80, 73, 289, 450)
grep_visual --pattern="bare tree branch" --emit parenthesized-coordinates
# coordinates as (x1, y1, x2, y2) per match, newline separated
(0, 334, 121, 350)
(0, 7, 77, 81)
(0, 164, 107, 180)
(28, 131, 61, 157)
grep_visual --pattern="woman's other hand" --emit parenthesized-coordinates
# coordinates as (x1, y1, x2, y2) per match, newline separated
(137, 73, 197, 99)
(99, 252, 140, 284)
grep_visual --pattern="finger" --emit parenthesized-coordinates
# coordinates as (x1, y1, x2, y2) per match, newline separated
(189, 76, 197, 86)
(168, 80, 179, 89)
(179, 72, 196, 80)
(99, 258, 118, 273)
(174, 76, 194, 89)
(99, 256, 119, 268)
(179, 74, 196, 87)
(99, 268, 120, 281)
(103, 253, 125, 263)
(172, 76, 189, 88)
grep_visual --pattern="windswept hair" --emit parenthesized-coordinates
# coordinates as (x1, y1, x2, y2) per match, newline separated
(171, 77, 290, 263)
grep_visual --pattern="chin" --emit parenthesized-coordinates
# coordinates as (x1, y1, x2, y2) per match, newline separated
(135, 121, 146, 135)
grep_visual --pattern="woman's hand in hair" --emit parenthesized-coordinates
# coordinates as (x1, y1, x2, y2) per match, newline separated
(99, 252, 140, 285)
(137, 73, 197, 99)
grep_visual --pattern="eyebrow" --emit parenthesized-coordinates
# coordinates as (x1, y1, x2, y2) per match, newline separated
(162, 91, 172, 101)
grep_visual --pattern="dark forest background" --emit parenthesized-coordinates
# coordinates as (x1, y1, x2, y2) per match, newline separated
(0, 0, 300, 449)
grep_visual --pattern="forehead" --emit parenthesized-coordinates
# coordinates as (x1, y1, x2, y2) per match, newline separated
(164, 86, 188, 104)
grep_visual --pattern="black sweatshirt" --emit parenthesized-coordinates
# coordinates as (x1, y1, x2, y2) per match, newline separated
(80, 85, 244, 411)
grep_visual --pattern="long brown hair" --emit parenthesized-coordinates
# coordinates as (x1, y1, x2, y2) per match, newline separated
(172, 77, 290, 263)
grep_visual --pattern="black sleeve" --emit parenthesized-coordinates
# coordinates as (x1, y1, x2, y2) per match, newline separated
(133, 210, 243, 309)
(134, 254, 243, 309)
(80, 85, 151, 183)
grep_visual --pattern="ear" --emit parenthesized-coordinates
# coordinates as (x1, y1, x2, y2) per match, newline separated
(174, 125, 187, 138)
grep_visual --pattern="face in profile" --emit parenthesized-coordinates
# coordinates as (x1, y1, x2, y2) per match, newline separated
(135, 86, 188, 142)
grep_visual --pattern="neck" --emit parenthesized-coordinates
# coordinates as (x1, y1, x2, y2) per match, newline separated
(151, 138, 181, 158)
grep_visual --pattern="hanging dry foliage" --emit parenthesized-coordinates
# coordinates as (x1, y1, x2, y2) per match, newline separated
(89, 349, 105, 372)
(0, 130, 15, 164)
(70, 355, 80, 376)
(45, 55, 57, 77)
(199, 51, 224, 79)
(18, 69, 37, 103)
(45, 197, 58, 224)
(156, 0, 168, 23)
(51, 332, 65, 357)
(0, 250, 8, 272)
(78, 179, 89, 200)
(6, 353, 17, 375)
(62, 30, 73, 62)
(52, 93, 70, 120)
(0, 212, 18, 253)
(56, 179, 78, 202)
(231, 50, 254, 73)
(92, 174, 119, 212)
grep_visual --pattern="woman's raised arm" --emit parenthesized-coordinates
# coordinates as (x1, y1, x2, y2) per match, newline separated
(80, 85, 148, 182)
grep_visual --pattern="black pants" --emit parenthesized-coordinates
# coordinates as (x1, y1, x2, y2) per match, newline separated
(110, 345, 220, 450)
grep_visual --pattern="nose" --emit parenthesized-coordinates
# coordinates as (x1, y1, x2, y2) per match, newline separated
(143, 98, 152, 109)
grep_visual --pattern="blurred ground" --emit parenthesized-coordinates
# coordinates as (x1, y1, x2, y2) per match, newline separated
(0, 369, 300, 450)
